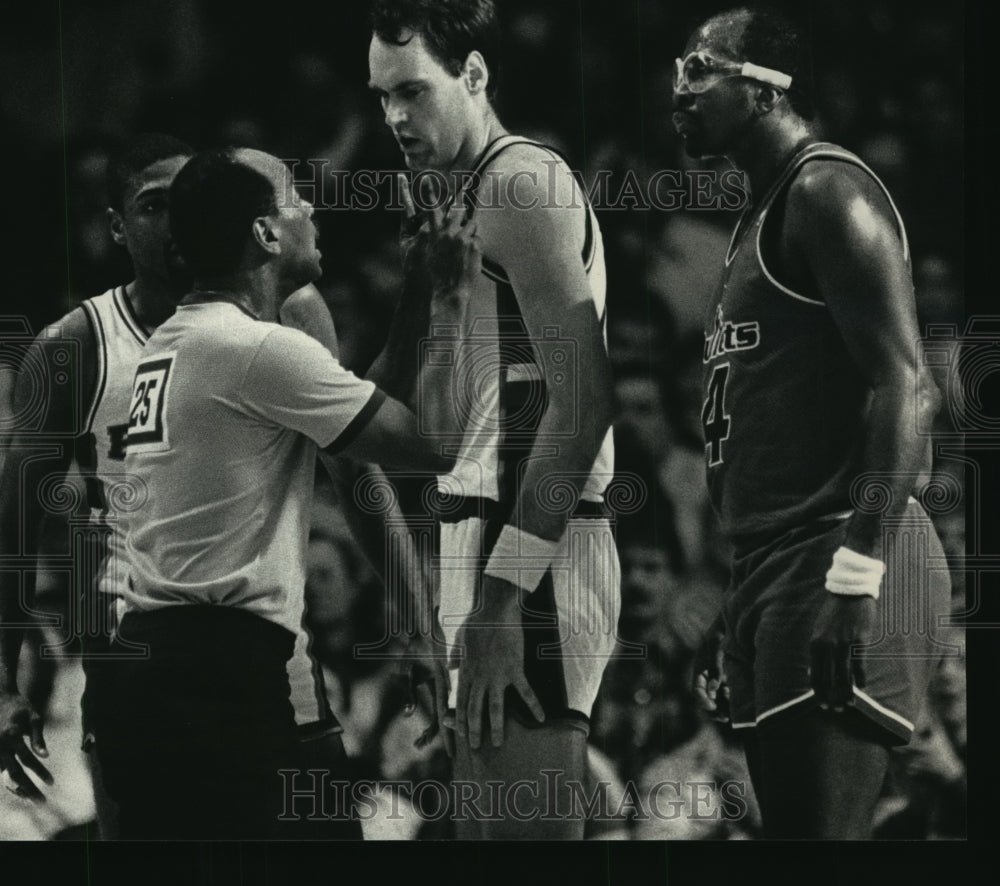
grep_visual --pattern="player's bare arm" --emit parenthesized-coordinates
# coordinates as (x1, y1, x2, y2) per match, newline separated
(279, 285, 396, 578)
(281, 281, 451, 752)
(452, 147, 614, 749)
(481, 147, 615, 539)
(331, 188, 479, 474)
(0, 309, 96, 799)
(787, 162, 941, 709)
(365, 174, 468, 411)
(279, 285, 395, 575)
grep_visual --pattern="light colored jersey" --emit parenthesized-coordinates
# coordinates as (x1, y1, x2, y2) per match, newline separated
(439, 136, 614, 505)
(80, 286, 148, 617)
(430, 138, 620, 725)
(119, 300, 381, 719)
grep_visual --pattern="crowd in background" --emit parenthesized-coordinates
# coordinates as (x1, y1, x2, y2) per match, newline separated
(1, 0, 964, 839)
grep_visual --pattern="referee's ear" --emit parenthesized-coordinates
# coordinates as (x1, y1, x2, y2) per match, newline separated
(108, 207, 126, 246)
(252, 216, 281, 256)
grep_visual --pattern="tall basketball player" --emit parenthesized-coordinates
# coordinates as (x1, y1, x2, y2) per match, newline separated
(368, 0, 619, 839)
(675, 8, 951, 838)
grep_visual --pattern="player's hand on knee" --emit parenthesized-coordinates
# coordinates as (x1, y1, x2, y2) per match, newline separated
(809, 594, 876, 712)
(0, 690, 53, 802)
(459, 667, 544, 751)
(454, 581, 545, 749)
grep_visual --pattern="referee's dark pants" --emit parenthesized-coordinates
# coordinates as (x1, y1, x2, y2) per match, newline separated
(94, 605, 299, 840)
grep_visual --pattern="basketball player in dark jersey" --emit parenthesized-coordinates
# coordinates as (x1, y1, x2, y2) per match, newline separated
(674, 9, 952, 838)
(368, 0, 618, 839)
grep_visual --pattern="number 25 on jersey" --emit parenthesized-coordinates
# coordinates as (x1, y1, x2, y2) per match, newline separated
(128, 355, 174, 453)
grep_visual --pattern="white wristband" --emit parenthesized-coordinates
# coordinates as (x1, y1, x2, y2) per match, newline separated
(483, 525, 561, 594)
(825, 546, 884, 600)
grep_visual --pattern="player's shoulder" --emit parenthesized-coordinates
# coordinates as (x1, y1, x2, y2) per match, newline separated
(42, 303, 92, 338)
(480, 137, 581, 208)
(7, 302, 100, 421)
(486, 138, 570, 173)
(784, 160, 896, 254)
(787, 148, 886, 219)
(33, 302, 98, 362)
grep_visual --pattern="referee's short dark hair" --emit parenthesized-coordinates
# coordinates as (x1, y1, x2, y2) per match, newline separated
(371, 0, 501, 102)
(106, 133, 194, 211)
(168, 148, 278, 279)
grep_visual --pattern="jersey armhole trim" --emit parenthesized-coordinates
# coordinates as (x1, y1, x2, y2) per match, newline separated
(324, 387, 388, 454)
(755, 148, 911, 308)
(755, 206, 825, 306)
(80, 301, 108, 434)
(471, 136, 595, 271)
(724, 208, 749, 267)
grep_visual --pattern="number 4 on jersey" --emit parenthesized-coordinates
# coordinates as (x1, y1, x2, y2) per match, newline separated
(702, 363, 731, 467)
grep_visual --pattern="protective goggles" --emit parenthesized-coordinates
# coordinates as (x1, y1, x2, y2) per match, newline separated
(673, 50, 793, 94)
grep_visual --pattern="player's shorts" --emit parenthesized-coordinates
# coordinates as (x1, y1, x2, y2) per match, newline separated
(723, 498, 954, 745)
(287, 624, 340, 727)
(437, 498, 621, 734)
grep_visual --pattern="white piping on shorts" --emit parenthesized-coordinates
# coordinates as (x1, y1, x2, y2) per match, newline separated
(755, 689, 816, 724)
(852, 687, 914, 732)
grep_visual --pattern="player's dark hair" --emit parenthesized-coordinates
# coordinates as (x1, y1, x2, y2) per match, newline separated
(370, 0, 501, 102)
(168, 148, 278, 278)
(106, 133, 194, 211)
(709, 6, 815, 119)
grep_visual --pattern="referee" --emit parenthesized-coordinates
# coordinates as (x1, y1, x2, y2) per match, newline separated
(95, 147, 479, 839)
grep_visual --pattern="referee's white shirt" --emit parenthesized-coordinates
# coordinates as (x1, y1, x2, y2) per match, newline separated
(122, 300, 382, 637)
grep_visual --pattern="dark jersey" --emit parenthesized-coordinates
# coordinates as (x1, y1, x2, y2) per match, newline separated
(702, 142, 913, 550)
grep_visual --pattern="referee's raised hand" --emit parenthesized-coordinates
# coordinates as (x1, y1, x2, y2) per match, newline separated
(399, 173, 481, 315)
(0, 688, 53, 802)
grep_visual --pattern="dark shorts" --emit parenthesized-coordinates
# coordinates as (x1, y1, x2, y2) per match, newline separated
(723, 500, 955, 745)
(95, 605, 299, 839)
